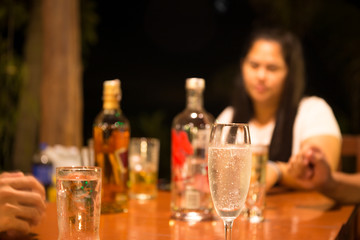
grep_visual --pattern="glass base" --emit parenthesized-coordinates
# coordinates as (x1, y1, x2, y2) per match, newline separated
(249, 215, 264, 223)
(59, 234, 99, 240)
(129, 193, 156, 200)
(101, 202, 128, 214)
(171, 209, 214, 222)
(242, 206, 264, 223)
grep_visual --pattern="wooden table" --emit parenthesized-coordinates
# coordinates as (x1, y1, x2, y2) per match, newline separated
(31, 189, 358, 240)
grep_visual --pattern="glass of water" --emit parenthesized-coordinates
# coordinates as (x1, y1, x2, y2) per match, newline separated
(56, 166, 102, 240)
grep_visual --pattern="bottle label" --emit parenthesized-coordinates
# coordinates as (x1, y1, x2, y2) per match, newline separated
(192, 129, 210, 158)
(32, 164, 53, 186)
(184, 188, 200, 209)
(115, 148, 128, 174)
(171, 129, 193, 172)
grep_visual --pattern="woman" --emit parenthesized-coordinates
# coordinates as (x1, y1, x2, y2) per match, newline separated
(217, 28, 341, 189)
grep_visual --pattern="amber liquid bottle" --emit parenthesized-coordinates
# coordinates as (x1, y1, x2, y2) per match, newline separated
(171, 78, 214, 221)
(93, 79, 130, 213)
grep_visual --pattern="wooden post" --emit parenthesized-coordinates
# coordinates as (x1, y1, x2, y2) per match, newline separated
(41, 0, 82, 147)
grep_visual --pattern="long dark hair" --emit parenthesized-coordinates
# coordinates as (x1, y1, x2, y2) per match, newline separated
(232, 28, 305, 162)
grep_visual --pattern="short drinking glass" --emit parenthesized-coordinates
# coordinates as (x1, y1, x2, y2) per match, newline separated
(243, 144, 268, 223)
(56, 166, 102, 240)
(128, 137, 160, 200)
(208, 123, 252, 240)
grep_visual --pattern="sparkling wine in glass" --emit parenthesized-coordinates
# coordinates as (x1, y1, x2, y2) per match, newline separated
(208, 123, 251, 240)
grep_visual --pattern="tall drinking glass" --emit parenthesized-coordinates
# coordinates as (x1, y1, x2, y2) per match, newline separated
(56, 167, 102, 240)
(208, 123, 252, 240)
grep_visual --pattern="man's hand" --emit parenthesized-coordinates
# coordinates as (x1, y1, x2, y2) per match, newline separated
(0, 172, 46, 238)
(288, 145, 333, 190)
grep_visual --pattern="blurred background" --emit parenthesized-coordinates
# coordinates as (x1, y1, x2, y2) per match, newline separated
(1, 0, 359, 182)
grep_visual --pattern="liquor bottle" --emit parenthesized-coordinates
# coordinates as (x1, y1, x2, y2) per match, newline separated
(93, 79, 130, 213)
(171, 77, 214, 221)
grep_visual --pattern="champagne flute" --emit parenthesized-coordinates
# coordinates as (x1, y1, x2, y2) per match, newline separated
(208, 123, 252, 240)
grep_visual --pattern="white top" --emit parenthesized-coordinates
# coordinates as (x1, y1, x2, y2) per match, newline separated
(216, 96, 341, 156)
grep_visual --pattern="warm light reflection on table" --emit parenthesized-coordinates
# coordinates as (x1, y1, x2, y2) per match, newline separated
(31, 189, 358, 239)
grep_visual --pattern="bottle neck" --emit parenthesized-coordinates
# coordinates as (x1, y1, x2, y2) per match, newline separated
(103, 98, 120, 110)
(186, 89, 204, 110)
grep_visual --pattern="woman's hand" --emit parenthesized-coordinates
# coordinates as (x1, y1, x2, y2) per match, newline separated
(0, 172, 46, 238)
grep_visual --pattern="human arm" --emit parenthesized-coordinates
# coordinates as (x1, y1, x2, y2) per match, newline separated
(275, 135, 341, 189)
(266, 97, 342, 190)
(288, 145, 360, 204)
(0, 172, 46, 238)
(325, 172, 360, 204)
(265, 161, 282, 191)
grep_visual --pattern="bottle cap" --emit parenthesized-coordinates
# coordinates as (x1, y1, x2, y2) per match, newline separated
(103, 79, 121, 101)
(186, 78, 205, 90)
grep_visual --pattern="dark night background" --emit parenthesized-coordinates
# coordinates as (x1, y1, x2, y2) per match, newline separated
(82, 0, 360, 181)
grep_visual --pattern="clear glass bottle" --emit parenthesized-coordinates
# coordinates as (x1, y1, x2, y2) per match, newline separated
(171, 77, 214, 221)
(93, 79, 130, 213)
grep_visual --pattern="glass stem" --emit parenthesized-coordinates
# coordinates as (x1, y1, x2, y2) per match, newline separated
(224, 220, 234, 240)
